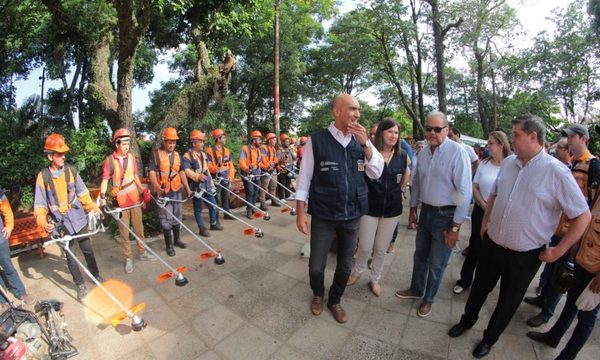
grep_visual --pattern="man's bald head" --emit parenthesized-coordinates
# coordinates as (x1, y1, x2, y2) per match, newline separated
(331, 94, 360, 132)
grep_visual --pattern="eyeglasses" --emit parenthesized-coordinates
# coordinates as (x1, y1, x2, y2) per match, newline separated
(425, 126, 447, 133)
(556, 145, 569, 150)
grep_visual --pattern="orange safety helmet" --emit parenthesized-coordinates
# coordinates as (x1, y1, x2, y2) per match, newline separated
(300, 136, 308, 145)
(190, 130, 207, 141)
(163, 127, 179, 141)
(113, 128, 131, 143)
(265, 132, 276, 141)
(44, 133, 70, 153)
(290, 136, 296, 143)
(250, 130, 262, 139)
(280, 133, 289, 141)
(212, 128, 225, 139)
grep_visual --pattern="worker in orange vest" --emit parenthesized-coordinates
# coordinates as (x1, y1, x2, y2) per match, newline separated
(99, 128, 156, 274)
(0, 189, 35, 308)
(182, 130, 222, 238)
(260, 133, 280, 207)
(277, 133, 296, 201)
(206, 128, 235, 220)
(148, 128, 191, 256)
(34, 133, 103, 300)
(239, 130, 264, 218)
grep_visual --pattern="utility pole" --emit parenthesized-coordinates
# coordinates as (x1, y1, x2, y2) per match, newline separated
(490, 52, 497, 131)
(274, 0, 281, 142)
(39, 67, 46, 122)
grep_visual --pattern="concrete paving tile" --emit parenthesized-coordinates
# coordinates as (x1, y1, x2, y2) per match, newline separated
(399, 317, 450, 359)
(231, 263, 270, 284)
(115, 346, 158, 360)
(253, 250, 291, 270)
(249, 270, 298, 296)
(447, 327, 486, 360)
(286, 318, 352, 358)
(139, 303, 186, 342)
(216, 324, 280, 360)
(191, 304, 244, 347)
(393, 348, 445, 360)
(493, 333, 538, 360)
(91, 323, 146, 360)
(344, 279, 376, 303)
(353, 306, 407, 345)
(276, 258, 308, 280)
(246, 298, 310, 340)
(148, 324, 208, 359)
(232, 242, 270, 260)
(273, 240, 304, 257)
(275, 280, 314, 313)
(407, 297, 452, 325)
(131, 286, 168, 311)
(169, 288, 220, 322)
(197, 351, 223, 360)
(205, 273, 246, 303)
(252, 234, 285, 250)
(337, 333, 396, 360)
(268, 345, 313, 360)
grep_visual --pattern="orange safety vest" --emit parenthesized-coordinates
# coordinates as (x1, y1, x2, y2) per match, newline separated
(577, 197, 600, 273)
(239, 145, 261, 174)
(260, 144, 278, 172)
(108, 153, 140, 206)
(154, 149, 182, 193)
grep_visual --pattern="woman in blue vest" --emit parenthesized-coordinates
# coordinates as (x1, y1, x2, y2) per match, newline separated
(347, 118, 410, 296)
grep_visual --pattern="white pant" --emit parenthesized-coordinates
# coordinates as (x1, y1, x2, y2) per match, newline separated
(354, 214, 400, 283)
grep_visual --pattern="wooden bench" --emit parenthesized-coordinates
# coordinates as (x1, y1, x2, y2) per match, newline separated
(8, 215, 45, 258)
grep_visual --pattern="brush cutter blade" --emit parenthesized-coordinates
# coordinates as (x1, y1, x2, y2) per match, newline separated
(158, 271, 174, 283)
(252, 212, 264, 218)
(199, 251, 216, 260)
(243, 228, 256, 236)
(109, 302, 146, 327)
(281, 208, 290, 213)
(176, 266, 187, 273)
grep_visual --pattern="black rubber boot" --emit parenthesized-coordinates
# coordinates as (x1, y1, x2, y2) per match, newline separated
(172, 225, 187, 249)
(164, 230, 175, 256)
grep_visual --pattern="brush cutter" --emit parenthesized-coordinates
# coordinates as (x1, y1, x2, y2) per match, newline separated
(151, 194, 225, 264)
(193, 190, 264, 238)
(214, 176, 270, 221)
(243, 175, 296, 215)
(45, 215, 147, 331)
(104, 203, 189, 286)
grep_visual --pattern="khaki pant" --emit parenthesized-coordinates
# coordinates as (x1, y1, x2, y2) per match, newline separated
(260, 174, 277, 204)
(118, 206, 145, 258)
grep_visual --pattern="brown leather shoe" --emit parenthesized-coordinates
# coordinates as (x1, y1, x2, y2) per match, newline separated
(417, 301, 432, 318)
(395, 288, 421, 299)
(327, 303, 348, 323)
(311, 296, 323, 315)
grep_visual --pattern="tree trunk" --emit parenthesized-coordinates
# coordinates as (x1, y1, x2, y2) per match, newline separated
(475, 49, 490, 137)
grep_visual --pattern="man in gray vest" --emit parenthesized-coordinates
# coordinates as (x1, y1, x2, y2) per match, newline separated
(296, 94, 384, 323)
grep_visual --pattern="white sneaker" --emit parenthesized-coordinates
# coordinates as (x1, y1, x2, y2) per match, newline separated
(125, 258, 134, 273)
(139, 252, 156, 261)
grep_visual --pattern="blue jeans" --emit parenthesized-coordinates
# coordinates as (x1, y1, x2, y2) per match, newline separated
(242, 176, 260, 211)
(308, 216, 360, 305)
(192, 192, 218, 229)
(0, 239, 27, 303)
(409, 206, 454, 304)
(546, 264, 600, 360)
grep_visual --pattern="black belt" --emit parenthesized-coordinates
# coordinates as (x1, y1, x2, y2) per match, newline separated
(422, 203, 456, 212)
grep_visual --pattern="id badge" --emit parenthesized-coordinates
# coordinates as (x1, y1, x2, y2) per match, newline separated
(357, 160, 365, 172)
(396, 174, 402, 184)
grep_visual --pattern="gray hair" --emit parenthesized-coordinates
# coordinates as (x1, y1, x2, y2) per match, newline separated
(426, 111, 449, 127)
(512, 114, 546, 146)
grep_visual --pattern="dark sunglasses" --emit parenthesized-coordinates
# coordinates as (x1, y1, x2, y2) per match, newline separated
(425, 126, 446, 133)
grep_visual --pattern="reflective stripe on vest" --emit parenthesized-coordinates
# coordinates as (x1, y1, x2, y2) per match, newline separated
(110, 153, 140, 205)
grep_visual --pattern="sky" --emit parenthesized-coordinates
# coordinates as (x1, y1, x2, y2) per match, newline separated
(13, 0, 573, 118)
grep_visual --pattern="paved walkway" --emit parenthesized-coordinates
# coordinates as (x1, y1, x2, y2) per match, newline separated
(11, 202, 600, 359)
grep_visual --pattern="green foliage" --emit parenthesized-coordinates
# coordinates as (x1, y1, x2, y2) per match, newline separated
(63, 125, 111, 185)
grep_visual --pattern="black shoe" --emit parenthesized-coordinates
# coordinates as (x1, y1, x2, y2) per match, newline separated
(199, 228, 211, 237)
(526, 331, 558, 348)
(224, 214, 235, 220)
(76, 284, 87, 301)
(164, 230, 175, 256)
(448, 323, 471, 338)
(210, 223, 224, 231)
(246, 210, 253, 219)
(172, 226, 187, 249)
(259, 204, 268, 211)
(473, 340, 493, 358)
(95, 275, 105, 283)
(526, 313, 549, 327)
(523, 296, 543, 308)
(270, 201, 280, 207)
